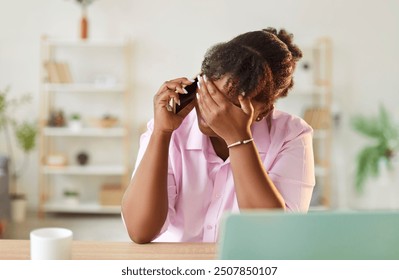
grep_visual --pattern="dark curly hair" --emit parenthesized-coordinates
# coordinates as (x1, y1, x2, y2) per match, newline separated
(201, 27, 302, 107)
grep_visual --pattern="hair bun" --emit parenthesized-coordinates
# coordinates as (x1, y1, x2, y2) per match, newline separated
(263, 28, 302, 61)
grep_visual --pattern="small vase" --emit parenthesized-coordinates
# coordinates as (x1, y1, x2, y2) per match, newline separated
(64, 196, 79, 206)
(69, 120, 82, 131)
(80, 9, 88, 40)
(77, 152, 89, 165)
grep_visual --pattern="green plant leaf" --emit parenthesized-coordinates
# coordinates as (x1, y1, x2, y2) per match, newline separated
(15, 122, 37, 153)
(379, 105, 399, 143)
(352, 104, 399, 192)
(355, 146, 379, 192)
(351, 115, 382, 139)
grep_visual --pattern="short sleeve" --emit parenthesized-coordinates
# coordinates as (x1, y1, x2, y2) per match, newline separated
(268, 121, 315, 212)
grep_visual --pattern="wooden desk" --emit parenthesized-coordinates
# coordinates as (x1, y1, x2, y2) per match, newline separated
(0, 240, 217, 260)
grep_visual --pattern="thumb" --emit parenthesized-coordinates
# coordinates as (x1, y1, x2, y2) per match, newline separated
(238, 95, 254, 116)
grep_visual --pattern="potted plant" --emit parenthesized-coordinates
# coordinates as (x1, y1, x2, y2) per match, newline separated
(63, 189, 80, 206)
(0, 87, 37, 222)
(351, 105, 399, 208)
(69, 113, 82, 131)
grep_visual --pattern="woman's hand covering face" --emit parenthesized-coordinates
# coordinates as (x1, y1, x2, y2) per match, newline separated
(195, 75, 255, 144)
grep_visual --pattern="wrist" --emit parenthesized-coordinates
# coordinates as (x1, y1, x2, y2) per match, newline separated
(227, 138, 254, 149)
(224, 130, 252, 147)
(152, 129, 173, 139)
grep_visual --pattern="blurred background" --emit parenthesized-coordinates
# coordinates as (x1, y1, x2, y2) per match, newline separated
(1, 0, 399, 240)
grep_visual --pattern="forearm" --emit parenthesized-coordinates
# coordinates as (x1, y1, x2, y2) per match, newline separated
(121, 131, 172, 243)
(229, 142, 285, 209)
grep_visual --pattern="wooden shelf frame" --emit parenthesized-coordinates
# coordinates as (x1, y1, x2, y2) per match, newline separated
(38, 37, 132, 216)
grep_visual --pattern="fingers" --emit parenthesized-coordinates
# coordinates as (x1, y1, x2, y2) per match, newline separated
(155, 77, 195, 111)
(159, 77, 195, 95)
(197, 74, 254, 119)
(155, 88, 181, 112)
(238, 95, 254, 116)
(196, 75, 218, 114)
(200, 75, 229, 104)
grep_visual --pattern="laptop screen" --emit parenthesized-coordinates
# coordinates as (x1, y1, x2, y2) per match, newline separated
(217, 210, 399, 260)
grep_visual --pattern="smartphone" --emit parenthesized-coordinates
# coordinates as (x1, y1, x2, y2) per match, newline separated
(172, 77, 198, 114)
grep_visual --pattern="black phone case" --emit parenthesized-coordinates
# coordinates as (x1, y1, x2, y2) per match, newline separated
(175, 78, 198, 113)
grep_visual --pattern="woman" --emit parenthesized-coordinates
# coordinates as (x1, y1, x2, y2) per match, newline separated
(122, 28, 315, 244)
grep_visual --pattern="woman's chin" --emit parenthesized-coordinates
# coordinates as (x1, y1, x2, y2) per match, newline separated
(195, 107, 217, 137)
(197, 118, 217, 137)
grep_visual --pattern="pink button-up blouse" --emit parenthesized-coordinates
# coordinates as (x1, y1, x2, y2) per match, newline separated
(132, 108, 315, 242)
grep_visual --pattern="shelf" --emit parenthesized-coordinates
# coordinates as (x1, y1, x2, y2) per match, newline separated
(44, 83, 125, 93)
(43, 127, 126, 137)
(44, 39, 126, 48)
(43, 201, 121, 214)
(42, 165, 126, 175)
(39, 37, 132, 216)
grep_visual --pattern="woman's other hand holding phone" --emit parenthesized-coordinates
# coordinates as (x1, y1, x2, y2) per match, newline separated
(153, 77, 196, 134)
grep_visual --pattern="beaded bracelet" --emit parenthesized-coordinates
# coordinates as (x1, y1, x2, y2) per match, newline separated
(227, 138, 254, 149)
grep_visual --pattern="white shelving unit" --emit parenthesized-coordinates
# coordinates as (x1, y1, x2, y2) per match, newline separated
(43, 83, 125, 93)
(43, 127, 126, 137)
(38, 37, 132, 215)
(43, 202, 120, 214)
(41, 165, 126, 175)
(277, 38, 333, 209)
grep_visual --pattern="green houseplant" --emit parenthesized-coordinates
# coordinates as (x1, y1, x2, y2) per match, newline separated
(351, 105, 399, 193)
(0, 87, 37, 221)
(63, 189, 80, 206)
(69, 112, 83, 131)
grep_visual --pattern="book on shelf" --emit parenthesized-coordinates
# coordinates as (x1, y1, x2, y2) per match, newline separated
(44, 61, 73, 83)
(57, 62, 73, 83)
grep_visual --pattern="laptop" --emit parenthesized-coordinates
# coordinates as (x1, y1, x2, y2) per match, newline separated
(217, 210, 399, 260)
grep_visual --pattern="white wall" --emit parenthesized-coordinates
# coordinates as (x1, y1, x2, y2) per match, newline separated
(1, 0, 398, 209)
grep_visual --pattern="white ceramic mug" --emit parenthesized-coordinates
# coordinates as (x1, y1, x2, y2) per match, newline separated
(30, 227, 73, 260)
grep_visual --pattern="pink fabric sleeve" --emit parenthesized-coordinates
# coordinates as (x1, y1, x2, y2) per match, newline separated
(268, 126, 315, 212)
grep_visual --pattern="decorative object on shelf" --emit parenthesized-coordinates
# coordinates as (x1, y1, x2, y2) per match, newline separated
(44, 61, 73, 84)
(48, 109, 66, 127)
(98, 114, 118, 128)
(46, 153, 68, 167)
(76, 151, 89, 165)
(71, 0, 97, 40)
(63, 189, 80, 206)
(68, 113, 82, 131)
(0, 87, 38, 222)
(351, 105, 399, 193)
(99, 184, 124, 206)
